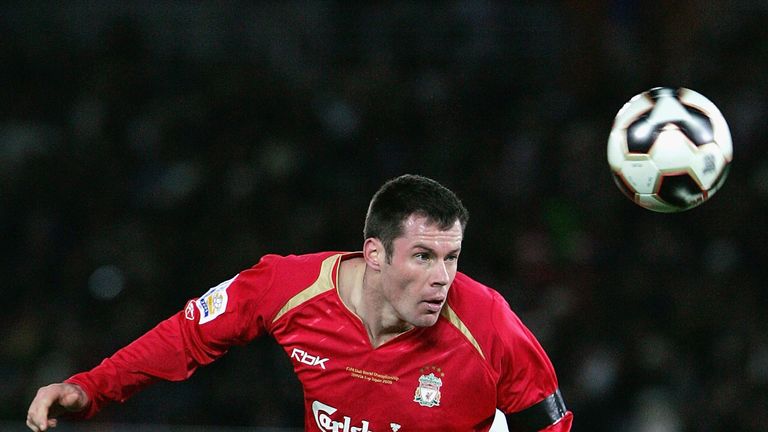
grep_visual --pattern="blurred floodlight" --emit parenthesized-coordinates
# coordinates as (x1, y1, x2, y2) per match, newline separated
(88, 264, 126, 300)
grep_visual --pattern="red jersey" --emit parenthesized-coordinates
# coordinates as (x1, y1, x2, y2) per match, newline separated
(67, 252, 572, 431)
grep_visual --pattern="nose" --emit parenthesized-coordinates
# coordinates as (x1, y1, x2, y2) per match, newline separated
(431, 259, 451, 286)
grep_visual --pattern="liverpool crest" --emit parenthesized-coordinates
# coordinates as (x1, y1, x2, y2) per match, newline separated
(413, 373, 443, 407)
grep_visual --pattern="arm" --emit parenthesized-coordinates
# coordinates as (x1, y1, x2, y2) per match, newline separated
(25, 305, 231, 431)
(26, 268, 274, 429)
(64, 305, 231, 419)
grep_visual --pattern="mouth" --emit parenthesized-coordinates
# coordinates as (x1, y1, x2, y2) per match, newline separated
(422, 298, 445, 313)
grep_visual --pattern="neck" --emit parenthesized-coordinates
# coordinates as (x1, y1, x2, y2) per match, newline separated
(338, 258, 411, 348)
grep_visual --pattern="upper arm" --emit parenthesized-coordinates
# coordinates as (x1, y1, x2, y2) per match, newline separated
(491, 296, 571, 430)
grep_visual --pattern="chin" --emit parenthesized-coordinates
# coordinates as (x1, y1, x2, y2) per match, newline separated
(414, 314, 441, 328)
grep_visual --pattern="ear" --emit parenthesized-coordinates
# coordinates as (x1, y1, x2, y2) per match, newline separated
(363, 238, 383, 271)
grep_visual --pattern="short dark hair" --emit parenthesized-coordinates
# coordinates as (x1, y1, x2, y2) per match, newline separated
(364, 174, 469, 261)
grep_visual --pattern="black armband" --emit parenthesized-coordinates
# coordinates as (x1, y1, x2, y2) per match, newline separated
(505, 389, 567, 431)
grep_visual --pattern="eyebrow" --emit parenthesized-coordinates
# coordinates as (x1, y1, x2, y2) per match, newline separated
(412, 243, 462, 255)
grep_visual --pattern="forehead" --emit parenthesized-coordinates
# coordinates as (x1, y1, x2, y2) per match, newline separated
(397, 214, 463, 246)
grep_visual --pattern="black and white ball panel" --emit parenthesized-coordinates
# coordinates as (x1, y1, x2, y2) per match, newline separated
(625, 88, 715, 153)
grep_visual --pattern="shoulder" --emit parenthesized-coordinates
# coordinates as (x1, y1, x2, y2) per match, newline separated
(228, 251, 347, 310)
(447, 272, 512, 322)
(447, 275, 563, 416)
(252, 251, 346, 269)
(239, 251, 346, 286)
(445, 272, 535, 362)
(213, 251, 349, 332)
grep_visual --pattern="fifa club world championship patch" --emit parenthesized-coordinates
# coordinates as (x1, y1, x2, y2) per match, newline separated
(196, 277, 233, 324)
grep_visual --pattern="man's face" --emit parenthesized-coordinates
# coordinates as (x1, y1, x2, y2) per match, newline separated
(379, 214, 463, 328)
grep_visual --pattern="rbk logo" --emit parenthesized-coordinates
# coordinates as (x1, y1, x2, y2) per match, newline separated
(291, 347, 329, 369)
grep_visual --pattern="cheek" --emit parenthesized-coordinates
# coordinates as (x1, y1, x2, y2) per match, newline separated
(385, 260, 418, 281)
(400, 267, 429, 291)
(386, 273, 413, 293)
(383, 266, 422, 298)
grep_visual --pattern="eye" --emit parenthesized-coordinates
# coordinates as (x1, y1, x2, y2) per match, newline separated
(446, 254, 459, 262)
(414, 252, 431, 262)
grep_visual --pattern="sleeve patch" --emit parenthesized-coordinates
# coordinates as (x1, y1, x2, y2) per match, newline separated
(185, 300, 196, 320)
(196, 277, 234, 324)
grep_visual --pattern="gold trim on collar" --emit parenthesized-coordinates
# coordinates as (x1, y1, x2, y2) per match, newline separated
(440, 304, 485, 360)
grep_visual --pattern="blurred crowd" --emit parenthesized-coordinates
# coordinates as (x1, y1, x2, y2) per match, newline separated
(2, 2, 768, 431)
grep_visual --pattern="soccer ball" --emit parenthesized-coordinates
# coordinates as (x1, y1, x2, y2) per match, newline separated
(607, 87, 733, 212)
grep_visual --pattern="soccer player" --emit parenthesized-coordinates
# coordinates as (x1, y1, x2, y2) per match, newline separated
(27, 174, 573, 431)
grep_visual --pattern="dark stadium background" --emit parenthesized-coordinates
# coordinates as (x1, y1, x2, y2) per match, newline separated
(2, 2, 767, 431)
